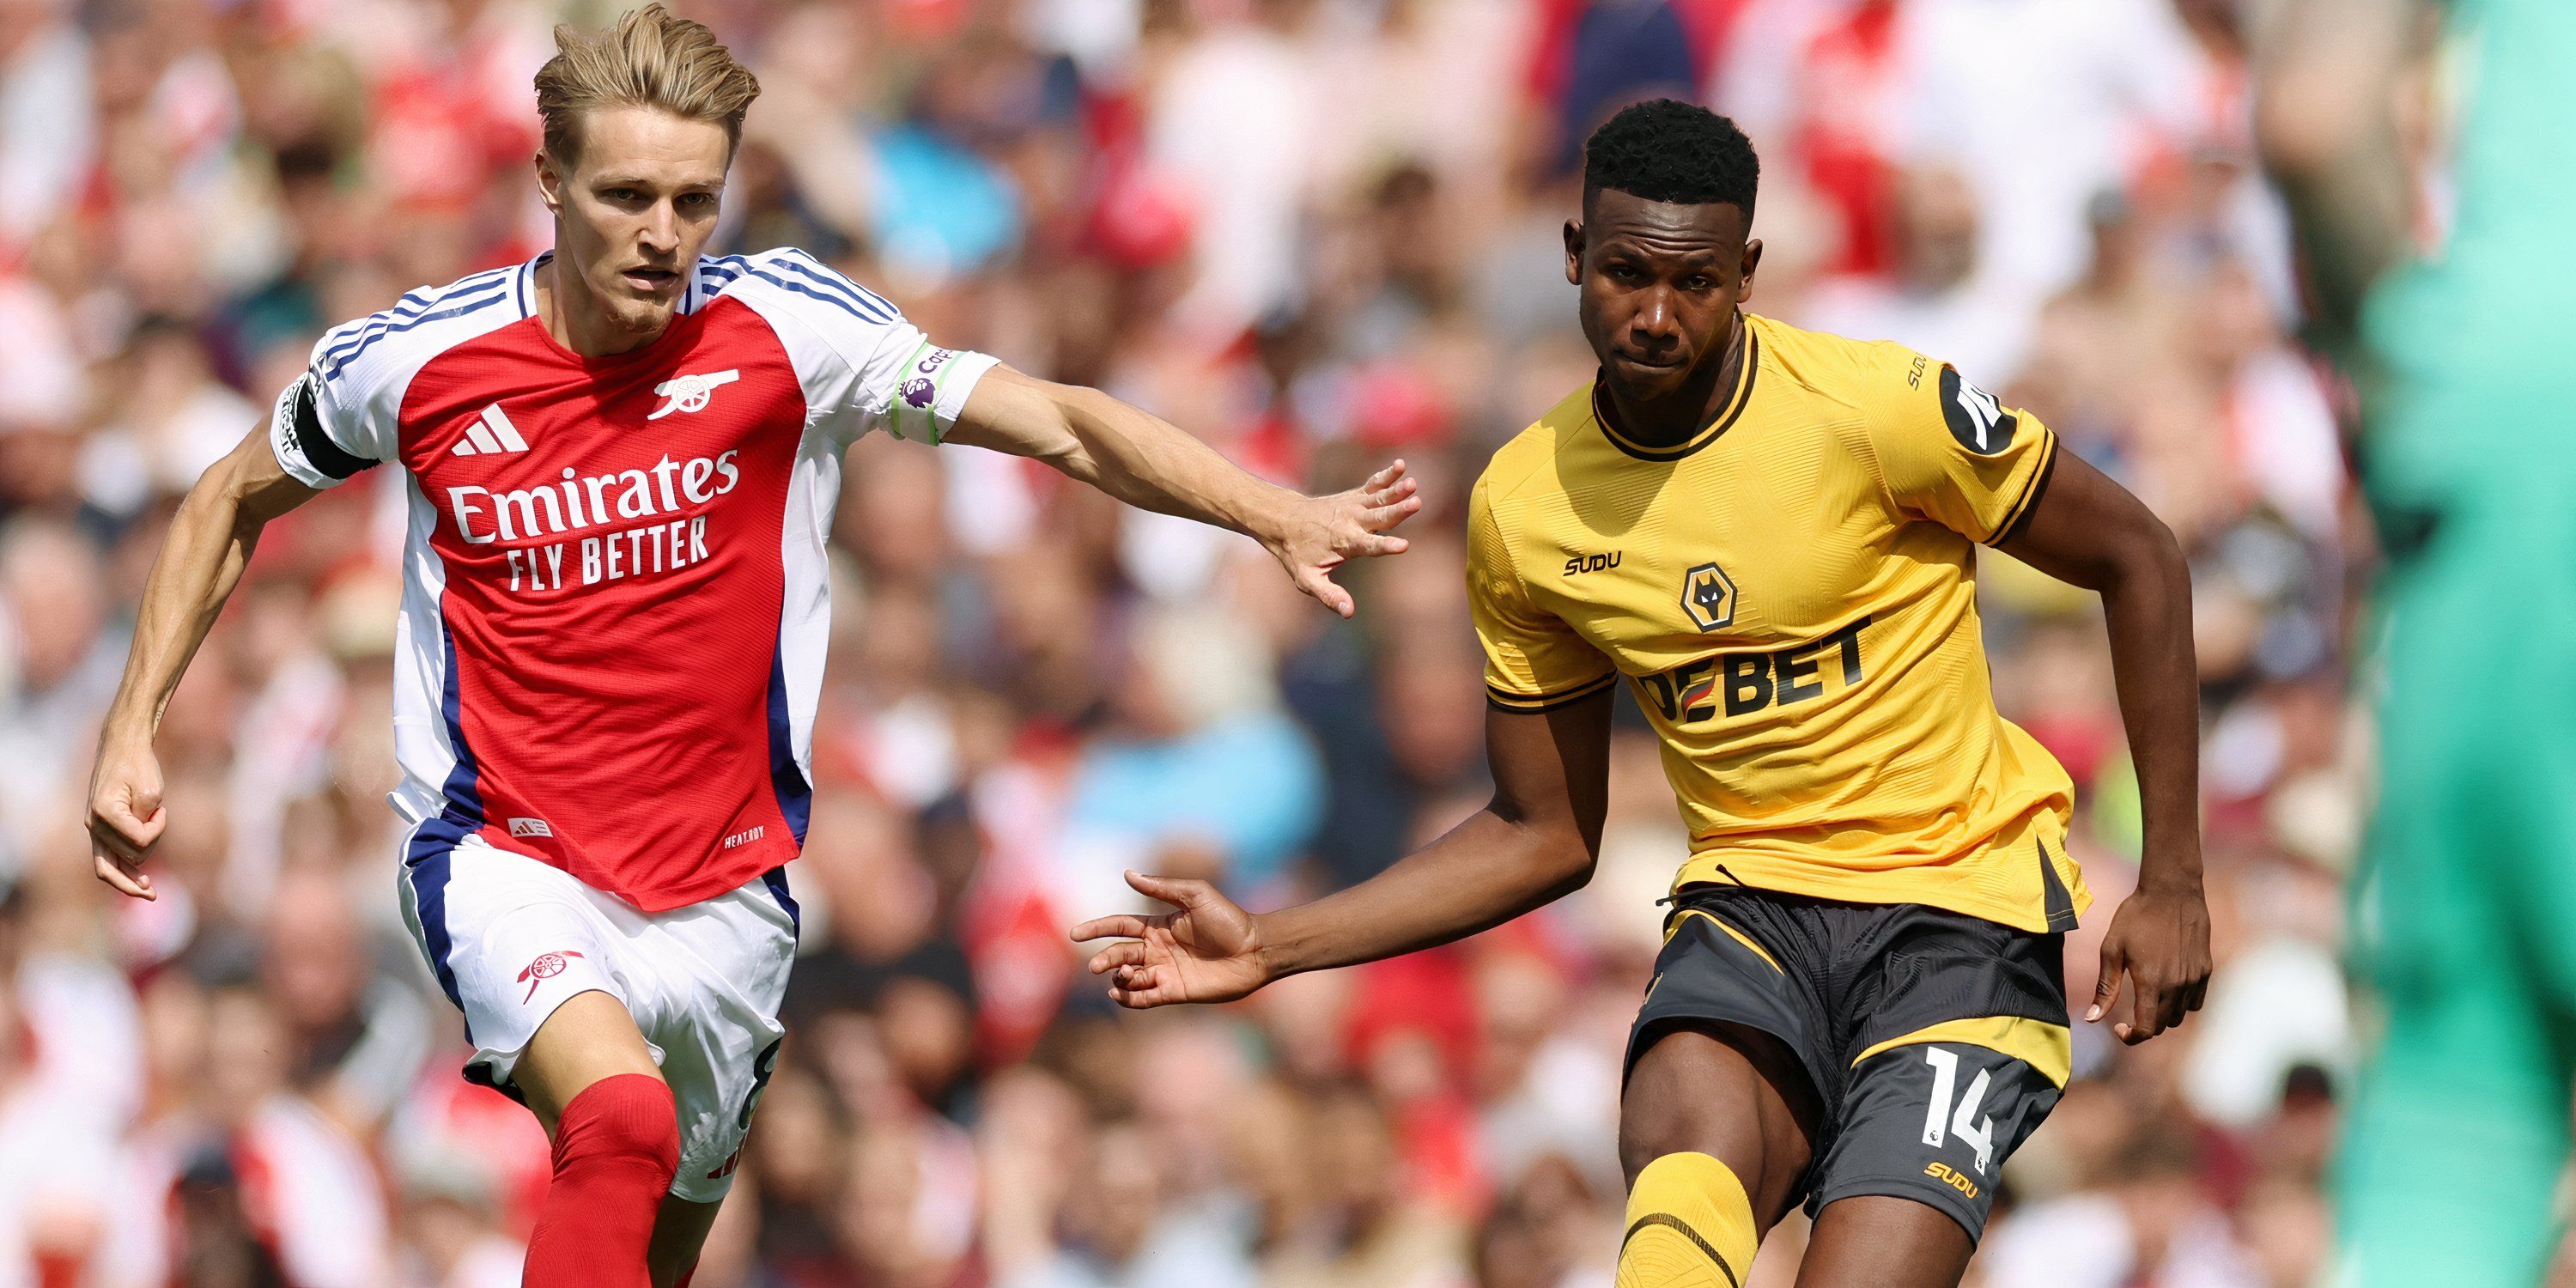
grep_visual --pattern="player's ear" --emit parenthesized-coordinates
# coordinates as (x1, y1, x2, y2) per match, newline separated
(1564, 219, 1586, 286)
(1736, 238, 1763, 307)
(534, 150, 564, 217)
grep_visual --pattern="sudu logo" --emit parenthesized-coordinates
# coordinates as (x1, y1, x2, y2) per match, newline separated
(517, 950, 585, 1002)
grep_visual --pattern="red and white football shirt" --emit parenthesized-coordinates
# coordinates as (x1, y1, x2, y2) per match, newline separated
(270, 249, 996, 913)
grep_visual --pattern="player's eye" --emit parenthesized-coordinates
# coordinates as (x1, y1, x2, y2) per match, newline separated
(605, 188, 641, 203)
(1684, 276, 1715, 291)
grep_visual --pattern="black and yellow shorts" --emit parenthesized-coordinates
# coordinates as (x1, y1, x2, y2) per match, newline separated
(1625, 884, 2072, 1242)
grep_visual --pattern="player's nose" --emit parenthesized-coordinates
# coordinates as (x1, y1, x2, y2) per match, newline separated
(638, 204, 679, 254)
(1630, 288, 1681, 343)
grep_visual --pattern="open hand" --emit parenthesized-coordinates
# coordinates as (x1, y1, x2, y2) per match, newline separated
(2086, 878, 2212, 1043)
(88, 739, 167, 901)
(1069, 872, 1270, 1008)
(1265, 460, 1419, 618)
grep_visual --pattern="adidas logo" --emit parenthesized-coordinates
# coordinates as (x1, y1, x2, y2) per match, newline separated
(452, 404, 530, 456)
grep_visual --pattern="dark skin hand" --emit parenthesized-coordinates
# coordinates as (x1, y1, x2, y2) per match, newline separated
(1071, 691, 1613, 1006)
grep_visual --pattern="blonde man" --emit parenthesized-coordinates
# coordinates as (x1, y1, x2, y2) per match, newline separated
(83, 8, 1416, 1284)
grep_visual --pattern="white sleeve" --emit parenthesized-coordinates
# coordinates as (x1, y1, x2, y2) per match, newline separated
(270, 268, 530, 487)
(267, 363, 387, 489)
(269, 301, 438, 489)
(861, 326, 1003, 447)
(719, 248, 999, 447)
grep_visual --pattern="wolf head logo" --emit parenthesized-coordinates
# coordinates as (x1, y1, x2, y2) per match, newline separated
(1681, 562, 1736, 632)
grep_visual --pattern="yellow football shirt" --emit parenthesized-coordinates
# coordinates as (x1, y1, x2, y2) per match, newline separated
(1467, 312, 2085, 934)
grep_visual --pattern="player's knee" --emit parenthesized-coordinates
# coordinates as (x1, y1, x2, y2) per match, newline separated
(1619, 1102, 1707, 1187)
(1620, 1089, 1768, 1194)
(556, 1072, 680, 1177)
(1622, 1029, 1753, 1186)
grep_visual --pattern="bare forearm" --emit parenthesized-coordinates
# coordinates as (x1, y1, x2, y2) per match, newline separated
(1998, 452, 2205, 892)
(1050, 385, 1297, 541)
(90, 428, 312, 901)
(950, 368, 1415, 618)
(1255, 810, 1594, 980)
(103, 477, 264, 741)
(2100, 532, 2203, 890)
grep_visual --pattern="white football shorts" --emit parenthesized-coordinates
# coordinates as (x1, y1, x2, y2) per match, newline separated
(395, 830, 798, 1201)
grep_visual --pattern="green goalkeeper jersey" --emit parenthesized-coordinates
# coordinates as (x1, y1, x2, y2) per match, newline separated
(2340, 3, 2576, 1285)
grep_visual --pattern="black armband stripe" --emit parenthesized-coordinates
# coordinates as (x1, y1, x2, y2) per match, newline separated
(1986, 431, 2059, 547)
(286, 375, 375, 480)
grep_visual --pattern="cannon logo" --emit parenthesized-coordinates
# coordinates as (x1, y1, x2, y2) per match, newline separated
(648, 368, 741, 420)
(1680, 562, 1737, 632)
(517, 950, 585, 1003)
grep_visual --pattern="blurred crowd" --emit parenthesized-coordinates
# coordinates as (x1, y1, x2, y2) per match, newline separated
(0, 0, 2371, 1285)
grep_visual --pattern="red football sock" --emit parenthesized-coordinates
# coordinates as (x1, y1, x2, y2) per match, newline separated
(523, 1073, 678, 1286)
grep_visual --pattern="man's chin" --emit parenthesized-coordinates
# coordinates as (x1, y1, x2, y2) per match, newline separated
(604, 295, 677, 335)
(1603, 358, 1695, 401)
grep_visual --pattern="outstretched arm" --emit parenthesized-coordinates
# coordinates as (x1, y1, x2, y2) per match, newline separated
(1996, 450, 2211, 1043)
(1071, 690, 1612, 1006)
(945, 366, 1419, 617)
(90, 423, 319, 899)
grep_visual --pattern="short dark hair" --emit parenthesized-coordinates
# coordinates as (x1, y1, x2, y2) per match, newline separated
(1583, 99, 1759, 217)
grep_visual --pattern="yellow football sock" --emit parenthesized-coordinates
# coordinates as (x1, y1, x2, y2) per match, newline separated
(1616, 1151, 1758, 1288)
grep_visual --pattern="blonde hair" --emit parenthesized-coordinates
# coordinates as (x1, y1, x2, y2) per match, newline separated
(533, 4, 761, 167)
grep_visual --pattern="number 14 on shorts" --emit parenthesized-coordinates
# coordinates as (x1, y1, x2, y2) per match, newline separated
(1919, 1046, 1996, 1174)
